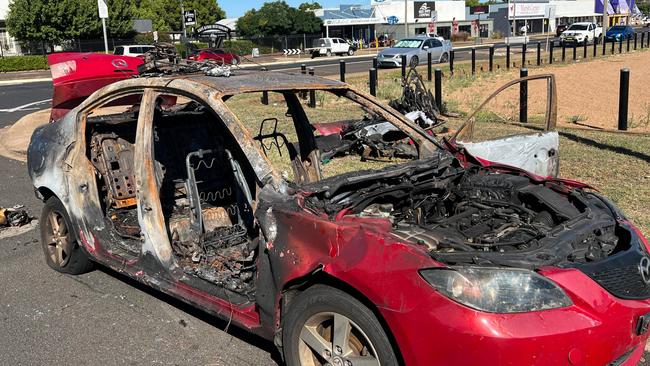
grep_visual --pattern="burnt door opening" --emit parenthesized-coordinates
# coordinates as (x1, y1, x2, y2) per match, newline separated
(151, 95, 259, 301)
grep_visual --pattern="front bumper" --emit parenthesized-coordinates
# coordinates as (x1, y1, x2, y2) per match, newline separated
(380, 267, 650, 366)
(561, 36, 585, 43)
(377, 57, 402, 67)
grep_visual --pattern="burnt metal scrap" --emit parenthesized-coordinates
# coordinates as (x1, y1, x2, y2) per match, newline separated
(389, 66, 444, 130)
(0, 206, 32, 228)
(138, 43, 232, 77)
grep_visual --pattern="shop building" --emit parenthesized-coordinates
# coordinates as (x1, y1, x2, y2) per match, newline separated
(0, 0, 21, 56)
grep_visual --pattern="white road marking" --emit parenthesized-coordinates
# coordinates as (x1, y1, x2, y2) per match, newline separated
(0, 99, 51, 113)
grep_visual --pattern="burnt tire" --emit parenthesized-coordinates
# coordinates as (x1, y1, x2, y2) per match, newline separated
(282, 285, 399, 366)
(40, 196, 93, 275)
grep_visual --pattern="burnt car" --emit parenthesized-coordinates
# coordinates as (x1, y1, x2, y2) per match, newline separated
(28, 64, 650, 365)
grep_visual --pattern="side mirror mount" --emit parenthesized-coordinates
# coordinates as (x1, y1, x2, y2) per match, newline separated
(423, 45, 430, 49)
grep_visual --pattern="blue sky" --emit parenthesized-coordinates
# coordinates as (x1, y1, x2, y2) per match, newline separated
(221, 0, 345, 18)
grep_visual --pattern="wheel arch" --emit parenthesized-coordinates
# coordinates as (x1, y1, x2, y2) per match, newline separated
(35, 186, 59, 202)
(279, 270, 406, 366)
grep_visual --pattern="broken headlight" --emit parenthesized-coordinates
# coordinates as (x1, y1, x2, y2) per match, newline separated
(420, 267, 572, 313)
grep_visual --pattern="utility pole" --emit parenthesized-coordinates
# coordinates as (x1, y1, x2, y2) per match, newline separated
(180, 0, 187, 39)
(603, 0, 609, 34)
(404, 0, 408, 38)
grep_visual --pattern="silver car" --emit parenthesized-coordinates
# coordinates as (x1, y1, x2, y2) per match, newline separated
(377, 36, 452, 68)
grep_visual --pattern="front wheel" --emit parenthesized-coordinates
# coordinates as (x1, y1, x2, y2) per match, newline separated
(348, 49, 355, 56)
(40, 196, 93, 274)
(282, 285, 399, 366)
(409, 55, 419, 67)
(326, 50, 332, 57)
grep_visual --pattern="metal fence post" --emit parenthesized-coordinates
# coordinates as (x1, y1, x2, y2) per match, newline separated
(583, 39, 588, 59)
(572, 42, 577, 61)
(506, 44, 510, 69)
(549, 41, 554, 64)
(537, 41, 541, 66)
(261, 67, 269, 105)
(522, 42, 527, 66)
(471, 47, 476, 75)
(300, 64, 307, 99)
(627, 35, 630, 52)
(373, 56, 378, 69)
(602, 36, 607, 55)
(562, 42, 566, 62)
(434, 68, 442, 111)
(308, 67, 316, 108)
(339, 60, 346, 82)
(401, 55, 407, 78)
(520, 68, 528, 123)
(449, 50, 455, 75)
(594, 36, 598, 57)
(618, 68, 629, 131)
(427, 52, 433, 81)
(618, 37, 623, 53)
(611, 38, 615, 54)
(489, 46, 494, 72)
(634, 32, 638, 50)
(369, 68, 377, 97)
(643, 33, 646, 49)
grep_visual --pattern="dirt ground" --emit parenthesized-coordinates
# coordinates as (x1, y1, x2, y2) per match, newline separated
(448, 50, 650, 131)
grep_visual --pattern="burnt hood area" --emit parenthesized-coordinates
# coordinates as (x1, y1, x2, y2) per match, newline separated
(302, 152, 630, 270)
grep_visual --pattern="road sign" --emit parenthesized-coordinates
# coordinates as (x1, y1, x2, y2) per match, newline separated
(387, 15, 399, 25)
(97, 0, 108, 19)
(184, 10, 196, 26)
(283, 49, 302, 55)
(431, 10, 438, 22)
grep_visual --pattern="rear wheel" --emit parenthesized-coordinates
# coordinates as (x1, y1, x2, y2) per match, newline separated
(41, 197, 93, 274)
(326, 50, 332, 57)
(282, 285, 399, 366)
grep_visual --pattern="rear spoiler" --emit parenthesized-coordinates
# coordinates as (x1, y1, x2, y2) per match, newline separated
(47, 52, 143, 122)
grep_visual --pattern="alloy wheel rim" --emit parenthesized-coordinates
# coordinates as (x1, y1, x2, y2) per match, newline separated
(298, 312, 380, 366)
(45, 211, 71, 267)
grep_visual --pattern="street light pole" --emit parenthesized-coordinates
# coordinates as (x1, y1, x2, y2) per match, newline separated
(180, 0, 187, 39)
(603, 0, 609, 34)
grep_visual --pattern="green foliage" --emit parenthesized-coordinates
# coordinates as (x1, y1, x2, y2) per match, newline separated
(0, 56, 48, 72)
(133, 32, 172, 44)
(134, 0, 225, 32)
(223, 39, 272, 55)
(7, 0, 135, 44)
(638, 1, 650, 15)
(298, 2, 322, 11)
(237, 1, 323, 37)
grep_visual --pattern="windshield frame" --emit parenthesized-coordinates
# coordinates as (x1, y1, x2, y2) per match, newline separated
(567, 24, 589, 31)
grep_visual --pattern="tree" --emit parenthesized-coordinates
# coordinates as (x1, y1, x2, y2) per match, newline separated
(135, 0, 225, 32)
(75, 0, 136, 39)
(237, 1, 323, 37)
(6, 0, 77, 46)
(298, 2, 322, 11)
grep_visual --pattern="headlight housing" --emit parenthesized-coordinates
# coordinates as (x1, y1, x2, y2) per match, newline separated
(420, 267, 572, 313)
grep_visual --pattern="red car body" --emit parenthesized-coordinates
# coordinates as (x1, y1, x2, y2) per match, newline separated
(188, 48, 241, 65)
(33, 54, 650, 365)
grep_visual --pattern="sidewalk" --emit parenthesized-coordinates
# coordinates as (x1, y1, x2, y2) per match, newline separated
(0, 108, 49, 161)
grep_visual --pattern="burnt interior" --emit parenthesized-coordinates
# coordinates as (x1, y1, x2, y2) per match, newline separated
(303, 153, 629, 269)
(87, 97, 259, 298)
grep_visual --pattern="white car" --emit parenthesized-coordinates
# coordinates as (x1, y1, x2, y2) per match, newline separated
(559, 23, 602, 45)
(307, 38, 355, 58)
(113, 45, 155, 58)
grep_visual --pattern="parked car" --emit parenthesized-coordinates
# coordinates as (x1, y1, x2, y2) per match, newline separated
(377, 36, 452, 68)
(606, 25, 636, 41)
(559, 22, 602, 45)
(33, 53, 650, 365)
(188, 48, 241, 65)
(113, 44, 155, 58)
(369, 34, 393, 48)
(307, 37, 355, 57)
(555, 23, 568, 37)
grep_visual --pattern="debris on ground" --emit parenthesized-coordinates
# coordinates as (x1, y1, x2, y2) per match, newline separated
(0, 205, 33, 229)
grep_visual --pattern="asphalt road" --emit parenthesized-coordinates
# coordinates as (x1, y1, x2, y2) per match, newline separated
(0, 82, 279, 364)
